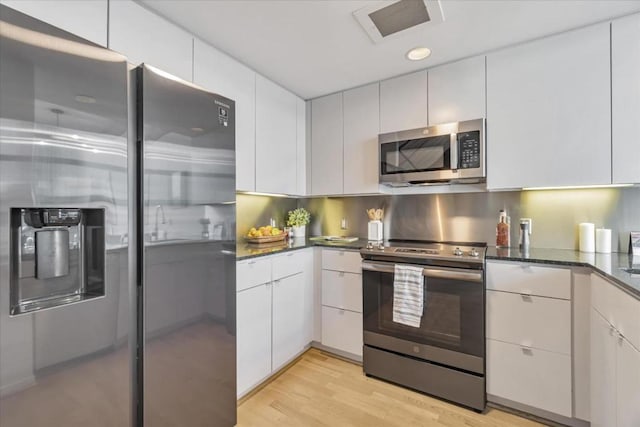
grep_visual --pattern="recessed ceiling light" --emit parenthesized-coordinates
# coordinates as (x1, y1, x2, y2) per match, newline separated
(75, 95, 96, 104)
(406, 47, 431, 61)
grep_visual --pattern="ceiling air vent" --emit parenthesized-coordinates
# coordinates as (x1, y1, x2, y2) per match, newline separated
(353, 0, 444, 44)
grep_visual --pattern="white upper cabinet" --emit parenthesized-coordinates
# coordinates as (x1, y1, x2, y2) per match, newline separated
(1, 0, 108, 46)
(109, 0, 193, 82)
(311, 93, 343, 195)
(428, 56, 486, 125)
(193, 39, 256, 191)
(380, 70, 428, 133)
(486, 23, 611, 190)
(255, 75, 298, 195)
(296, 98, 307, 196)
(343, 83, 380, 194)
(612, 13, 640, 184)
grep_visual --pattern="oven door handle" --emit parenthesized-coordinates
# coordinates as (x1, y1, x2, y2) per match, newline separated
(361, 261, 483, 283)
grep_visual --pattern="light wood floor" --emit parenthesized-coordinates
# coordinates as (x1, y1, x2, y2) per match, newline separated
(238, 349, 546, 427)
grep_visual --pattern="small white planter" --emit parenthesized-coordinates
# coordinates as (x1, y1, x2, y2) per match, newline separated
(291, 225, 306, 238)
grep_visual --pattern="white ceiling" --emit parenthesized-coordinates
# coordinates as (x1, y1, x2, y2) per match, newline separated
(141, 0, 640, 100)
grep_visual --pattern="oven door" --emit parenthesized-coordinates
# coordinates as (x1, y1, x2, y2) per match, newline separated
(362, 261, 485, 374)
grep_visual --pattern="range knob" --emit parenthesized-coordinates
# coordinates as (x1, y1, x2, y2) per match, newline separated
(469, 248, 479, 257)
(376, 243, 385, 250)
(366, 242, 374, 250)
(453, 247, 463, 256)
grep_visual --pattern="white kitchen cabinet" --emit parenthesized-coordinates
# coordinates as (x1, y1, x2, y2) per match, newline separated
(236, 250, 313, 397)
(255, 75, 298, 195)
(343, 83, 380, 194)
(321, 270, 363, 313)
(612, 13, 640, 184)
(380, 70, 428, 133)
(272, 273, 305, 371)
(193, 39, 256, 191)
(486, 23, 610, 189)
(321, 306, 363, 357)
(486, 290, 571, 355)
(591, 274, 640, 427)
(487, 339, 572, 418)
(109, 0, 193, 82)
(237, 282, 272, 397)
(486, 260, 573, 418)
(617, 337, 640, 427)
(319, 248, 363, 358)
(311, 93, 343, 195)
(1, 0, 108, 46)
(296, 98, 307, 195)
(486, 261, 571, 300)
(428, 56, 486, 125)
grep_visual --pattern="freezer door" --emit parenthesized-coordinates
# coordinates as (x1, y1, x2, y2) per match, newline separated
(139, 65, 237, 426)
(0, 5, 132, 427)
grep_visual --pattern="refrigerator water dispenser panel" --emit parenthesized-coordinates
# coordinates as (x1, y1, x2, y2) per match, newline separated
(9, 208, 106, 316)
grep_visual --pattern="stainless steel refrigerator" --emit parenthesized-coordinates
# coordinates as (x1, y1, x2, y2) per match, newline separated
(0, 5, 237, 426)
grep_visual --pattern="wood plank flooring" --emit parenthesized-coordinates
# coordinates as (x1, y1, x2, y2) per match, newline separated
(238, 349, 545, 427)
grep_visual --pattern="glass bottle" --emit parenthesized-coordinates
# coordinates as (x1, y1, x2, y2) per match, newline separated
(496, 209, 510, 248)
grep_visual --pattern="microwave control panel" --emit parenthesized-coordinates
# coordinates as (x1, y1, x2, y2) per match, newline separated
(457, 131, 481, 169)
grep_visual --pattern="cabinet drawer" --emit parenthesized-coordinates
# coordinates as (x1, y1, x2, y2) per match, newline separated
(272, 250, 305, 280)
(322, 249, 362, 273)
(236, 257, 272, 291)
(592, 273, 640, 351)
(321, 306, 362, 357)
(487, 261, 571, 300)
(487, 290, 571, 355)
(487, 339, 572, 418)
(321, 270, 362, 313)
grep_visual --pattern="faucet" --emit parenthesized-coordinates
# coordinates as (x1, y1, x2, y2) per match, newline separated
(153, 205, 166, 240)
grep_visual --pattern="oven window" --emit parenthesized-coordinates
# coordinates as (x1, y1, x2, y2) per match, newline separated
(381, 135, 450, 174)
(363, 269, 484, 358)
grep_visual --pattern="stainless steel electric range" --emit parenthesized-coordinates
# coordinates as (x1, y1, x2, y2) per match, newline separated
(360, 240, 487, 412)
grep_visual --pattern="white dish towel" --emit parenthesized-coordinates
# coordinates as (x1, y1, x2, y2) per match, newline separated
(392, 264, 425, 328)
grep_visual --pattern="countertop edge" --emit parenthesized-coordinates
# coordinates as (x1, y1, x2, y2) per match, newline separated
(237, 241, 640, 300)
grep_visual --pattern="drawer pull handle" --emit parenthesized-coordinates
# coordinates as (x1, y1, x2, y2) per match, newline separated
(248, 260, 256, 265)
(520, 292, 533, 302)
(339, 309, 345, 314)
(521, 347, 534, 356)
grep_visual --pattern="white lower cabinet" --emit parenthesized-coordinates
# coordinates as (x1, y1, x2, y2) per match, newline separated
(487, 339, 572, 417)
(486, 261, 573, 419)
(321, 306, 362, 357)
(272, 273, 305, 371)
(237, 283, 272, 396)
(236, 249, 313, 397)
(319, 249, 363, 358)
(591, 273, 640, 427)
(617, 337, 640, 427)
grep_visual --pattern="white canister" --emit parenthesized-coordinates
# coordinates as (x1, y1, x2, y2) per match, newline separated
(595, 228, 612, 253)
(579, 223, 595, 252)
(368, 221, 383, 242)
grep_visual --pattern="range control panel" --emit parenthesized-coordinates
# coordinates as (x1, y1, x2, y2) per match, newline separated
(457, 131, 481, 169)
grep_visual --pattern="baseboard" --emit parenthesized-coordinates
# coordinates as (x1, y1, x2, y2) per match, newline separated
(0, 375, 36, 398)
(488, 395, 589, 427)
(310, 341, 362, 364)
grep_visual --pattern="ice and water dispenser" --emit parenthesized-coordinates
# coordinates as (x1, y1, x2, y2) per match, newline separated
(9, 208, 106, 315)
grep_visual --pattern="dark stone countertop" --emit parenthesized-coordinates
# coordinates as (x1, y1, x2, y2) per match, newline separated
(486, 247, 640, 299)
(235, 237, 368, 260)
(237, 239, 640, 300)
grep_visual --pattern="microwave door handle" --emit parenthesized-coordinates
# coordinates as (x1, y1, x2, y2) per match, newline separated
(450, 133, 458, 170)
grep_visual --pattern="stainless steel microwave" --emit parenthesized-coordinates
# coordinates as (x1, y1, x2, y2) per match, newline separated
(379, 118, 485, 185)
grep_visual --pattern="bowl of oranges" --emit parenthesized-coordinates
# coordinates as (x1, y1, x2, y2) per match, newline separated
(244, 225, 287, 244)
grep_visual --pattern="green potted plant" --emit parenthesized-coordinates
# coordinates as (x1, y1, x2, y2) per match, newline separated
(287, 208, 311, 238)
